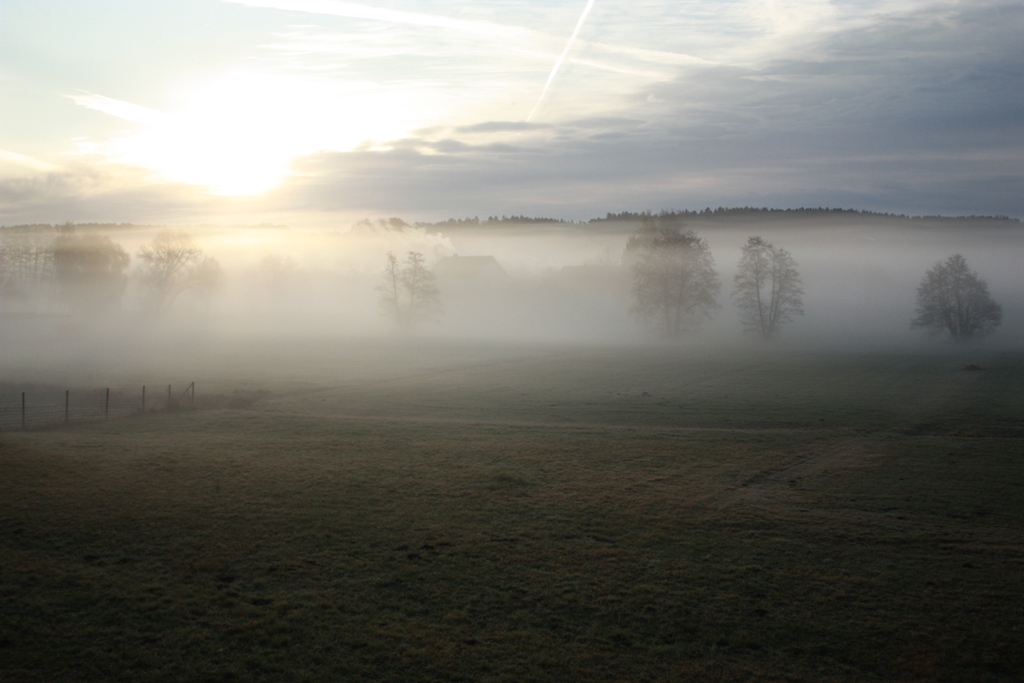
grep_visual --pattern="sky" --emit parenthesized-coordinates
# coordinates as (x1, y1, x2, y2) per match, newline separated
(1, 0, 1022, 225)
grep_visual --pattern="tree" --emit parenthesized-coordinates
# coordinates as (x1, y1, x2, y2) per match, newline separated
(0, 225, 55, 307)
(136, 231, 219, 311)
(377, 251, 441, 331)
(378, 251, 403, 325)
(731, 236, 804, 339)
(629, 223, 720, 337)
(188, 256, 224, 309)
(401, 251, 441, 326)
(622, 212, 683, 267)
(911, 254, 1001, 340)
(52, 227, 130, 314)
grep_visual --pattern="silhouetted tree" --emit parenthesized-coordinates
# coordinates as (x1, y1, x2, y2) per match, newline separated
(732, 236, 804, 339)
(402, 251, 441, 326)
(52, 227, 130, 313)
(252, 254, 302, 308)
(912, 254, 1001, 340)
(137, 231, 219, 311)
(622, 213, 681, 266)
(0, 225, 55, 306)
(189, 256, 224, 305)
(378, 251, 403, 324)
(377, 251, 441, 331)
(629, 224, 720, 336)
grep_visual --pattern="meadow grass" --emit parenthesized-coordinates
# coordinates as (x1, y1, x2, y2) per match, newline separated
(2, 345, 1023, 681)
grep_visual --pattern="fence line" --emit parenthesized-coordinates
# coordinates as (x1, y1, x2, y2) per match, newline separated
(0, 382, 194, 431)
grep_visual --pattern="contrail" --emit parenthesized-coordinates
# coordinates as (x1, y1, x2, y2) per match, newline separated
(527, 0, 596, 122)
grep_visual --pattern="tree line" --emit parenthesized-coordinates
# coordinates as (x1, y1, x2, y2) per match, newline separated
(592, 208, 1018, 223)
(3, 219, 1002, 341)
(381, 214, 1003, 341)
(0, 224, 221, 315)
(623, 214, 1001, 340)
(408, 209, 1019, 229)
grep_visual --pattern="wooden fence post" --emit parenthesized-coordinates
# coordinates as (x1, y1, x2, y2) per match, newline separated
(105, 388, 110, 420)
(65, 390, 69, 424)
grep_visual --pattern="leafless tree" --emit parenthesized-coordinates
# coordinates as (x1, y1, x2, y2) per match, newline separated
(912, 254, 1001, 340)
(629, 226, 720, 337)
(136, 231, 219, 311)
(378, 251, 403, 325)
(0, 225, 55, 306)
(52, 227, 131, 314)
(377, 251, 441, 331)
(402, 251, 441, 326)
(732, 236, 804, 339)
(189, 256, 224, 305)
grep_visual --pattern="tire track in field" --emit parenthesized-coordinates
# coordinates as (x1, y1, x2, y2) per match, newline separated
(254, 404, 832, 435)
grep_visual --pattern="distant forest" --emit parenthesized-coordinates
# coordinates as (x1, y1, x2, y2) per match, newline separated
(414, 208, 1020, 231)
(589, 207, 1019, 223)
(2, 208, 1018, 233)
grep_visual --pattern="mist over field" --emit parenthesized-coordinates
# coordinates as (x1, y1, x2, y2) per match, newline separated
(4, 212, 1024, 681)
(4, 213, 1024, 682)
(3, 211, 1023, 388)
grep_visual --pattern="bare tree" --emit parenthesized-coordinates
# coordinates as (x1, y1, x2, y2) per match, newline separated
(629, 225, 720, 336)
(732, 236, 804, 339)
(378, 251, 403, 325)
(912, 254, 1001, 340)
(52, 227, 131, 314)
(377, 251, 441, 331)
(402, 251, 441, 325)
(0, 225, 55, 307)
(136, 231, 219, 311)
(189, 256, 224, 309)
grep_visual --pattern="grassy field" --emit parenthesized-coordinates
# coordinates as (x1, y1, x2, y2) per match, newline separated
(2, 343, 1023, 681)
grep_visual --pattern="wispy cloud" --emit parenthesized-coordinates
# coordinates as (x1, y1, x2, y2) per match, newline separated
(4, 0, 1020, 222)
(0, 149, 60, 173)
(68, 93, 167, 125)
(226, 0, 533, 39)
(455, 121, 550, 135)
(236, 0, 710, 72)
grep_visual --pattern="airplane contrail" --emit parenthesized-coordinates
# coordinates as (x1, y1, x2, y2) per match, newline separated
(527, 0, 596, 122)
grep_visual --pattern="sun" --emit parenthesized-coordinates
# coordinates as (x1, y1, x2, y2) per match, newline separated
(98, 72, 434, 196)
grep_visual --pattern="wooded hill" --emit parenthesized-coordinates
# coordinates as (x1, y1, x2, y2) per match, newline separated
(3, 208, 1019, 235)
(416, 208, 1020, 233)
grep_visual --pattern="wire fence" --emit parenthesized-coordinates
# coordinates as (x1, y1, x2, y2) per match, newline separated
(0, 382, 194, 431)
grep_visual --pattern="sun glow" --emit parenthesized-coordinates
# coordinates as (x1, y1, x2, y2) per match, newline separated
(79, 73, 438, 195)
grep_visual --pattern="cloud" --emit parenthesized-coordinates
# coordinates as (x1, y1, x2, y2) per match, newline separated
(0, 149, 60, 173)
(455, 121, 550, 135)
(68, 93, 167, 125)
(237, 0, 710, 75)
(0, 164, 231, 225)
(225, 0, 533, 39)
(4, 1, 1021, 223)
(256, 0, 1023, 220)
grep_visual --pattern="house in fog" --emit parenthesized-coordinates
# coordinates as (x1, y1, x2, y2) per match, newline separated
(434, 255, 508, 290)
(432, 254, 511, 334)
